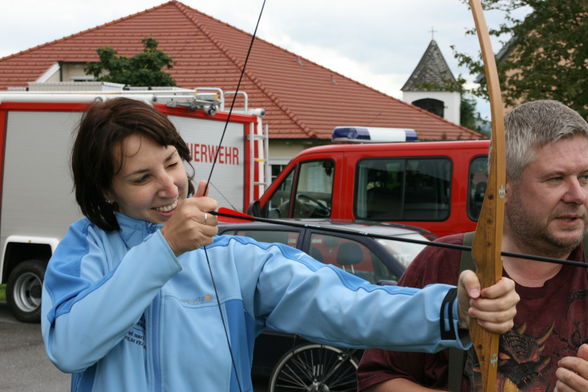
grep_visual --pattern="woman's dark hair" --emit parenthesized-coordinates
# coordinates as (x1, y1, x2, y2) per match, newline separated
(72, 97, 195, 231)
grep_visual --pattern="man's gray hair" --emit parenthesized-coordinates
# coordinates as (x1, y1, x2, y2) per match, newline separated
(505, 100, 588, 180)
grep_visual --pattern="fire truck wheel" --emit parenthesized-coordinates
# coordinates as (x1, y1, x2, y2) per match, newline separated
(6, 259, 45, 323)
(268, 343, 359, 392)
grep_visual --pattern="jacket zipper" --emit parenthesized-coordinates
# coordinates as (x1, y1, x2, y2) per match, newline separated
(147, 292, 162, 391)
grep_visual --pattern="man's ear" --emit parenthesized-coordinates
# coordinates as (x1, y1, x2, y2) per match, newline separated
(504, 181, 511, 203)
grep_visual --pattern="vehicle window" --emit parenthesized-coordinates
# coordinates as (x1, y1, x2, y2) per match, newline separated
(356, 157, 451, 221)
(223, 229, 299, 248)
(292, 160, 334, 218)
(468, 155, 488, 220)
(308, 233, 398, 283)
(265, 169, 296, 218)
(270, 163, 288, 182)
(374, 236, 427, 269)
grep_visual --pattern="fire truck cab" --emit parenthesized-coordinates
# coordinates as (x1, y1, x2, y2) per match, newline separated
(249, 127, 489, 238)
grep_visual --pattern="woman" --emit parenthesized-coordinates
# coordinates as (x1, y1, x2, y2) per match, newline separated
(41, 97, 518, 391)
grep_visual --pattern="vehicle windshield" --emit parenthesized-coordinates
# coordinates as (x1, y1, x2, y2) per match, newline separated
(375, 235, 427, 268)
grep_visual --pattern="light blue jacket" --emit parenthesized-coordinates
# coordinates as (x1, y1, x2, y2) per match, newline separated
(42, 213, 468, 391)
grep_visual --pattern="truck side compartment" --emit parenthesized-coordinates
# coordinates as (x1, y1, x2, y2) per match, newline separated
(0, 87, 267, 322)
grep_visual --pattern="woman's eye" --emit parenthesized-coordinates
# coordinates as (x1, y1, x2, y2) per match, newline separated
(167, 161, 179, 168)
(132, 175, 149, 184)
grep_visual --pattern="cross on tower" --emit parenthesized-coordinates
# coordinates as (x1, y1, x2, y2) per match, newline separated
(430, 27, 437, 40)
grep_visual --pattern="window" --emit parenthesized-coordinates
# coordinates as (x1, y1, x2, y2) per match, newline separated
(308, 233, 398, 283)
(223, 229, 300, 248)
(264, 160, 334, 219)
(412, 98, 445, 118)
(292, 160, 334, 218)
(374, 237, 426, 269)
(265, 169, 296, 218)
(270, 163, 288, 182)
(468, 155, 488, 220)
(356, 157, 451, 221)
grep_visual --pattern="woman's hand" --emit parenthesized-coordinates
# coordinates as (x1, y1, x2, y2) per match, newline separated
(457, 270, 519, 333)
(161, 181, 218, 256)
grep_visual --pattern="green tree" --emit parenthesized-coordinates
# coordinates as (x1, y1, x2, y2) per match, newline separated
(85, 37, 176, 87)
(461, 94, 490, 136)
(452, 0, 587, 118)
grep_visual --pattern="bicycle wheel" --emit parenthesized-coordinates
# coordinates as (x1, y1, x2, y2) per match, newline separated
(268, 343, 359, 392)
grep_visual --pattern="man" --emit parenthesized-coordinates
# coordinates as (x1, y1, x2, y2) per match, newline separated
(357, 100, 588, 392)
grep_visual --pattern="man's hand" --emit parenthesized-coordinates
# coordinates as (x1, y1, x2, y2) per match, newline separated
(554, 344, 588, 391)
(457, 270, 519, 333)
(161, 180, 218, 256)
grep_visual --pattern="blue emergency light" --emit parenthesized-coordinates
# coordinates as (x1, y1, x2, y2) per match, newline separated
(331, 127, 418, 143)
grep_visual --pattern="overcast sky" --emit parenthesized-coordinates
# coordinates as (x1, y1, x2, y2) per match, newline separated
(0, 0, 522, 119)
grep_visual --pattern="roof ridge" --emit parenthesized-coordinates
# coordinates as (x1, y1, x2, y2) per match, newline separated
(292, 57, 478, 137)
(0, 1, 478, 140)
(223, 31, 466, 135)
(0, 1, 175, 62)
(175, 1, 468, 139)
(174, 1, 316, 137)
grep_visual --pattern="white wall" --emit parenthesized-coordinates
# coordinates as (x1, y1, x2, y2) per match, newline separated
(403, 91, 461, 125)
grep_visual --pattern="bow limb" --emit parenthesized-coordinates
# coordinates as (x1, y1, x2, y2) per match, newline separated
(468, 0, 506, 390)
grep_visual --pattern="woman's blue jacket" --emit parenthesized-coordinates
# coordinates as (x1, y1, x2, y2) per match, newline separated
(42, 213, 467, 391)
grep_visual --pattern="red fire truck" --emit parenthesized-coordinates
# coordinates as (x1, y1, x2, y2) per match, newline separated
(0, 84, 268, 321)
(249, 127, 489, 239)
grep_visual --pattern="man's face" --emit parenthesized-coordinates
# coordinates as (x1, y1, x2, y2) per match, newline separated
(505, 135, 588, 257)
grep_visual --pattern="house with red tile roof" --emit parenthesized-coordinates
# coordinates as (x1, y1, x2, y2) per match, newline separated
(0, 0, 482, 173)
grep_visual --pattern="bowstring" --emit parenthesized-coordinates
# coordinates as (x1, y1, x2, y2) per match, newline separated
(211, 210, 588, 269)
(204, 0, 267, 194)
(201, 1, 267, 391)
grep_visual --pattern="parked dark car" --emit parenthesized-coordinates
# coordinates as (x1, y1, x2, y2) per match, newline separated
(217, 219, 429, 392)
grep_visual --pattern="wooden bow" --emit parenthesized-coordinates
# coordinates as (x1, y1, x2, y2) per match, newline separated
(468, 0, 506, 390)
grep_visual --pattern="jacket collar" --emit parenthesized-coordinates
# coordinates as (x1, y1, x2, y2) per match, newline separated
(114, 212, 162, 249)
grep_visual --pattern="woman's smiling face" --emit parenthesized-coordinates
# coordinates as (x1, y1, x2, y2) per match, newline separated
(107, 133, 189, 224)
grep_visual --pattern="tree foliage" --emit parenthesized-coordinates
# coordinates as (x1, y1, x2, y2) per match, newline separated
(85, 37, 176, 87)
(453, 0, 587, 118)
(461, 94, 490, 136)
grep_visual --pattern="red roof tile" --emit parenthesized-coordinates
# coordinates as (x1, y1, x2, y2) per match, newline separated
(0, 1, 482, 140)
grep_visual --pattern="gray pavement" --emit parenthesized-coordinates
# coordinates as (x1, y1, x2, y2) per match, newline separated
(0, 301, 69, 392)
(0, 300, 268, 391)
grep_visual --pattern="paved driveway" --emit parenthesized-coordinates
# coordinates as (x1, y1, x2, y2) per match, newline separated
(0, 301, 268, 392)
(0, 301, 69, 392)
